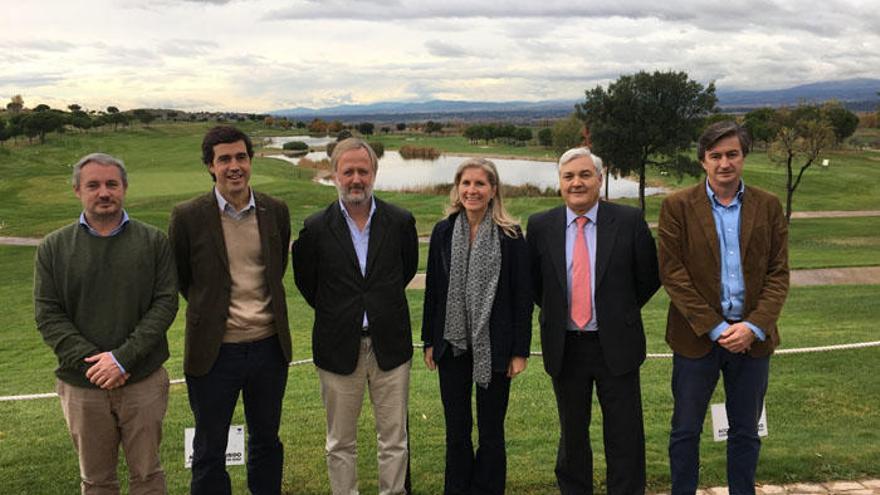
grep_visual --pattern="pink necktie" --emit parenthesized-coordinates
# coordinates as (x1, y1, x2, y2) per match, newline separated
(571, 216, 592, 329)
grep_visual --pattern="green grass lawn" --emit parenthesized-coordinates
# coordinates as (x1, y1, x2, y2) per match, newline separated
(2, 259, 879, 492)
(2, 123, 879, 493)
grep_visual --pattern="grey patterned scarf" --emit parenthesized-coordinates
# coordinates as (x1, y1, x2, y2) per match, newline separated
(443, 208, 501, 388)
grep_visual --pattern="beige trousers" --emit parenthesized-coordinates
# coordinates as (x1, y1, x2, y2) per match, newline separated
(56, 367, 169, 495)
(317, 336, 411, 495)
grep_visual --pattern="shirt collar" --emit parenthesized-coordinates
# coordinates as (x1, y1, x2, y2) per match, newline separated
(566, 201, 599, 227)
(214, 187, 255, 215)
(705, 179, 745, 207)
(78, 210, 130, 237)
(339, 195, 377, 223)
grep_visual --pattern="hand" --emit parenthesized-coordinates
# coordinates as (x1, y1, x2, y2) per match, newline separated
(717, 323, 756, 354)
(424, 346, 436, 371)
(507, 356, 528, 379)
(85, 352, 126, 390)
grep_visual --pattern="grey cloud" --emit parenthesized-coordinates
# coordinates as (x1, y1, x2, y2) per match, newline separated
(2, 40, 77, 52)
(158, 39, 220, 57)
(424, 40, 477, 58)
(0, 74, 65, 87)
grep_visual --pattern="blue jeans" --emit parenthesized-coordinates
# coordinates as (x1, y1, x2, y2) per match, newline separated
(669, 345, 769, 495)
(186, 336, 289, 495)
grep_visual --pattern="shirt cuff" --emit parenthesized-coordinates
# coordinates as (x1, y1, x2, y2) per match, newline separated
(708, 321, 728, 341)
(744, 321, 766, 342)
(109, 352, 127, 375)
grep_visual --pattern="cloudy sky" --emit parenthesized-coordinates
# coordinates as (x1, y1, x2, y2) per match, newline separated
(2, 0, 878, 112)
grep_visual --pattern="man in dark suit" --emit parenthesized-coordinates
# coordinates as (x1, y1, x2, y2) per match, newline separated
(292, 138, 418, 495)
(658, 121, 789, 495)
(528, 147, 660, 495)
(169, 126, 292, 495)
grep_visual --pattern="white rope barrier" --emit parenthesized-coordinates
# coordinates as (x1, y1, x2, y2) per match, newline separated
(3, 341, 879, 403)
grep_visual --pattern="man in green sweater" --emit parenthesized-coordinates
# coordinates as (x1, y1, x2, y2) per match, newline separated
(34, 152, 178, 494)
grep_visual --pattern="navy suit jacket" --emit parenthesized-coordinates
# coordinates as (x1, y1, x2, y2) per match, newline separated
(527, 201, 660, 378)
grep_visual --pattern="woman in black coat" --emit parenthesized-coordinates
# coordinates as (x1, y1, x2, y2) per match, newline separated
(421, 158, 533, 495)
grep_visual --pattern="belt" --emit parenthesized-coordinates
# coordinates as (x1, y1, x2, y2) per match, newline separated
(725, 319, 743, 324)
(361, 326, 370, 336)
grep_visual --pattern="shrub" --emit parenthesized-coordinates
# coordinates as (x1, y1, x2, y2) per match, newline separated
(282, 141, 309, 151)
(399, 145, 441, 160)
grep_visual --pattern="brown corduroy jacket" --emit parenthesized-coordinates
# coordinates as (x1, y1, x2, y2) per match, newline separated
(658, 183, 789, 358)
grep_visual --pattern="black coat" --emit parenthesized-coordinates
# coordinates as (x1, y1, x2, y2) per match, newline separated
(421, 212, 533, 372)
(292, 197, 418, 375)
(527, 202, 660, 378)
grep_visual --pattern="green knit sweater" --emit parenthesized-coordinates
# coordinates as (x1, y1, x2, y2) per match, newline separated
(34, 219, 178, 388)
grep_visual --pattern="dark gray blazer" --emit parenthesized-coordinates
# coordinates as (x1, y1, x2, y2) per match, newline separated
(292, 197, 418, 375)
(527, 201, 660, 378)
(169, 190, 292, 376)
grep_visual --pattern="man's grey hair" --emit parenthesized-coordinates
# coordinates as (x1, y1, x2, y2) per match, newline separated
(71, 153, 128, 188)
(330, 137, 379, 173)
(558, 147, 604, 180)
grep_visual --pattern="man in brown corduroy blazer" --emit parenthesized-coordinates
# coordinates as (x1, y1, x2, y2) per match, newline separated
(658, 121, 789, 495)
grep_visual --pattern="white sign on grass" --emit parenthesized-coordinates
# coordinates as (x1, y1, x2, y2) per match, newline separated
(184, 425, 245, 468)
(711, 403, 768, 442)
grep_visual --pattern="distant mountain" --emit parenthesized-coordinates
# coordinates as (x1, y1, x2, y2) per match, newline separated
(717, 78, 880, 110)
(273, 99, 575, 120)
(271, 78, 880, 121)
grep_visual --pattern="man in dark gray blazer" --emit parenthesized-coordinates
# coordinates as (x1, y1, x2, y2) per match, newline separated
(293, 138, 417, 495)
(169, 126, 291, 495)
(528, 147, 660, 495)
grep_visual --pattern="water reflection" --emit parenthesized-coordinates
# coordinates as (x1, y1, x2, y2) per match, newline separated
(264, 136, 335, 148)
(266, 150, 663, 199)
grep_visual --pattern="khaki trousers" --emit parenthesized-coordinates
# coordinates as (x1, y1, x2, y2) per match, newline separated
(56, 367, 169, 495)
(317, 336, 410, 495)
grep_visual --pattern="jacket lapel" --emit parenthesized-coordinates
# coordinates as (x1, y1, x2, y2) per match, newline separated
(690, 185, 720, 268)
(365, 200, 387, 279)
(204, 192, 230, 273)
(328, 202, 363, 278)
(255, 193, 272, 272)
(739, 185, 758, 255)
(594, 202, 618, 287)
(548, 206, 568, 294)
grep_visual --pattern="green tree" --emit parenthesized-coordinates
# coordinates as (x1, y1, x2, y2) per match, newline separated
(822, 102, 859, 144)
(67, 104, 82, 112)
(551, 113, 585, 157)
(537, 128, 553, 147)
(132, 109, 156, 127)
(425, 121, 443, 134)
(357, 122, 375, 135)
(768, 105, 836, 222)
(106, 106, 119, 114)
(22, 111, 65, 143)
(6, 94, 24, 113)
(67, 110, 93, 133)
(576, 70, 716, 212)
(33, 104, 51, 112)
(743, 107, 778, 149)
(513, 127, 532, 144)
(396, 122, 406, 131)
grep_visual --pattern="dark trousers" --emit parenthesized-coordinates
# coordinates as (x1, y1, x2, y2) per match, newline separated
(669, 345, 769, 495)
(438, 350, 512, 495)
(551, 332, 645, 495)
(186, 336, 289, 495)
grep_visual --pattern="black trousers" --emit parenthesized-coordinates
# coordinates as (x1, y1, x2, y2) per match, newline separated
(186, 336, 289, 495)
(438, 350, 512, 495)
(551, 332, 645, 495)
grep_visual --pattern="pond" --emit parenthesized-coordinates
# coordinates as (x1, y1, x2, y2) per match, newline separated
(264, 136, 335, 148)
(266, 150, 664, 199)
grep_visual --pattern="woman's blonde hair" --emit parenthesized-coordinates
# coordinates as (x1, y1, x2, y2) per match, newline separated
(445, 158, 520, 238)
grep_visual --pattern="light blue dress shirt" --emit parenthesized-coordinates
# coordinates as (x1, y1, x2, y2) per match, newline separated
(565, 203, 599, 331)
(78, 209, 131, 373)
(705, 181, 766, 342)
(340, 196, 377, 328)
